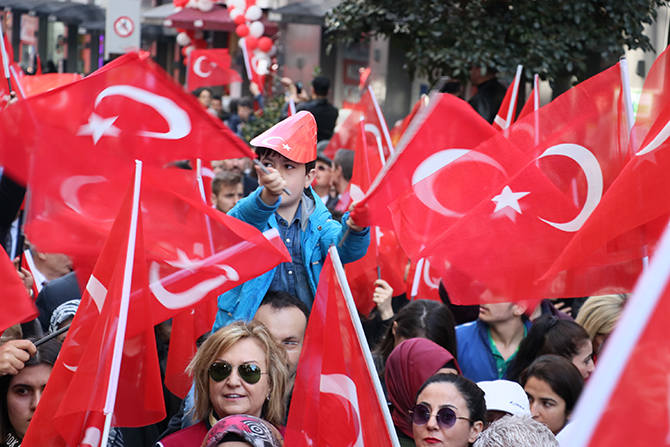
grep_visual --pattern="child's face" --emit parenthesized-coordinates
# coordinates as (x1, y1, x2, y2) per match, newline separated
(260, 151, 315, 209)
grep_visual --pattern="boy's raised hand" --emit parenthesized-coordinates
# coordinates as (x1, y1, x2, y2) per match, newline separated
(255, 163, 288, 205)
(346, 201, 366, 232)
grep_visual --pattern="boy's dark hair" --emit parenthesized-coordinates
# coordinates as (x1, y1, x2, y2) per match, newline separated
(255, 146, 316, 174)
(211, 170, 243, 196)
(311, 76, 330, 96)
(333, 149, 355, 181)
(211, 94, 222, 101)
(192, 87, 212, 97)
(238, 96, 254, 109)
(260, 290, 310, 321)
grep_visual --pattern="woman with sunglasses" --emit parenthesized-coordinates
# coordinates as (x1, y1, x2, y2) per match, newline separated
(157, 321, 289, 447)
(520, 355, 584, 436)
(411, 374, 485, 447)
(386, 338, 461, 446)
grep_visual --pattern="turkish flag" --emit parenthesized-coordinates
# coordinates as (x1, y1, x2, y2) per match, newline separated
(390, 96, 426, 147)
(17, 73, 83, 97)
(546, 46, 670, 283)
(0, 250, 38, 335)
(352, 93, 497, 231)
(405, 258, 442, 302)
(322, 86, 394, 161)
(346, 118, 406, 314)
(492, 65, 523, 131)
(187, 49, 242, 91)
(517, 74, 540, 121)
(561, 223, 670, 447)
(240, 39, 266, 95)
(284, 251, 396, 447)
(1, 51, 253, 185)
(416, 63, 632, 304)
(22, 173, 165, 447)
(25, 143, 291, 325)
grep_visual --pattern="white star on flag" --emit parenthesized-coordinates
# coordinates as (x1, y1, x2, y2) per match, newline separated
(282, 143, 291, 151)
(491, 185, 530, 214)
(77, 112, 121, 144)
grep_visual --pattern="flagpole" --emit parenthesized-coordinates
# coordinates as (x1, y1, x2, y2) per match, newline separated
(368, 85, 395, 155)
(565, 220, 670, 447)
(504, 65, 523, 132)
(533, 74, 539, 147)
(100, 160, 143, 447)
(0, 22, 12, 93)
(9, 65, 25, 99)
(329, 246, 402, 447)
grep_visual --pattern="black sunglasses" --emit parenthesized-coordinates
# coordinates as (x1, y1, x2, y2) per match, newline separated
(208, 362, 266, 384)
(410, 404, 472, 429)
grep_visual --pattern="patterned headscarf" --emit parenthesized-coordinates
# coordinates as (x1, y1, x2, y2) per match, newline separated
(201, 415, 283, 447)
(48, 299, 80, 334)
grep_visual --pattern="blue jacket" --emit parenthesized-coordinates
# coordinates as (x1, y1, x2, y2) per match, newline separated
(212, 186, 369, 332)
(455, 319, 532, 383)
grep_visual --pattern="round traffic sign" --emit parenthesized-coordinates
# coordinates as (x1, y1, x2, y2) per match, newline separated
(114, 16, 134, 38)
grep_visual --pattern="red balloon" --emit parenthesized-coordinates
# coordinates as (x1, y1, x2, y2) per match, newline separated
(173, 0, 189, 7)
(245, 36, 259, 50)
(246, 0, 256, 5)
(236, 23, 249, 38)
(234, 14, 246, 25)
(181, 45, 194, 58)
(258, 36, 273, 53)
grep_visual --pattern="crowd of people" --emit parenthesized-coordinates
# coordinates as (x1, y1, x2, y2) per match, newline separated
(0, 71, 631, 447)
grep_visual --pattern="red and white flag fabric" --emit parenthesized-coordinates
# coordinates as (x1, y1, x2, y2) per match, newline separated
(517, 74, 540, 121)
(0, 51, 253, 185)
(492, 65, 523, 131)
(322, 86, 394, 162)
(25, 143, 291, 325)
(284, 249, 399, 447)
(22, 170, 165, 447)
(345, 118, 407, 314)
(240, 38, 267, 94)
(546, 47, 670, 280)
(187, 49, 242, 91)
(287, 98, 297, 117)
(405, 258, 442, 302)
(405, 63, 633, 305)
(352, 93, 497, 231)
(0, 250, 38, 335)
(562, 220, 670, 447)
(17, 73, 83, 97)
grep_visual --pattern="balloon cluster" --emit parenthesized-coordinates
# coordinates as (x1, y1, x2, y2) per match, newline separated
(228, 0, 275, 75)
(172, 0, 276, 63)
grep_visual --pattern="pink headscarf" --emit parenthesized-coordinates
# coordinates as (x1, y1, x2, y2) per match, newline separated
(385, 338, 460, 438)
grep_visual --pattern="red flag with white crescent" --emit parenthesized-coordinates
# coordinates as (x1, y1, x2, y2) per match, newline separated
(187, 49, 242, 91)
(492, 65, 523, 132)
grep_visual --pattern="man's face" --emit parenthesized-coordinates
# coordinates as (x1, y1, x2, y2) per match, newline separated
(238, 105, 253, 121)
(330, 164, 343, 192)
(211, 183, 244, 213)
(253, 305, 307, 377)
(314, 160, 332, 188)
(478, 302, 518, 324)
(222, 157, 248, 174)
(210, 98, 223, 113)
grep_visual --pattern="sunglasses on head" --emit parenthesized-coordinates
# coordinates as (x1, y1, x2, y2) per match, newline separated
(208, 362, 266, 384)
(410, 403, 472, 429)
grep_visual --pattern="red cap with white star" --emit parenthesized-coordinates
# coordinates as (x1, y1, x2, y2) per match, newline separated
(250, 111, 317, 163)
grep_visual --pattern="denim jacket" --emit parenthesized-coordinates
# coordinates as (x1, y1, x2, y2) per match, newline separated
(212, 186, 369, 332)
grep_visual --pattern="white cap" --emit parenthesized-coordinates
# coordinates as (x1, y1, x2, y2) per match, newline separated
(477, 380, 530, 416)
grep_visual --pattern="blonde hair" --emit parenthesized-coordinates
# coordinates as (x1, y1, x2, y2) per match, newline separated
(575, 294, 627, 341)
(186, 320, 289, 426)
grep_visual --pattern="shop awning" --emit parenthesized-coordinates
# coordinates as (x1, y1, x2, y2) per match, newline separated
(165, 5, 278, 35)
(268, 0, 340, 25)
(142, 2, 178, 27)
(0, 0, 105, 27)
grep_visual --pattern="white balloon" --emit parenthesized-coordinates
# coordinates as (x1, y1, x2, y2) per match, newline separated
(184, 45, 195, 56)
(255, 0, 270, 7)
(176, 32, 191, 47)
(229, 8, 243, 20)
(198, 0, 214, 12)
(267, 44, 277, 56)
(186, 0, 198, 8)
(228, 0, 246, 11)
(245, 5, 263, 21)
(248, 20, 265, 38)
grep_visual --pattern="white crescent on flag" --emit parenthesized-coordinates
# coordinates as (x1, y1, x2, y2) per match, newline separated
(320, 374, 364, 447)
(536, 143, 603, 232)
(193, 56, 212, 78)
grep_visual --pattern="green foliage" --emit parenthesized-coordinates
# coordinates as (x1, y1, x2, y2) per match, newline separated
(241, 95, 287, 145)
(326, 0, 669, 84)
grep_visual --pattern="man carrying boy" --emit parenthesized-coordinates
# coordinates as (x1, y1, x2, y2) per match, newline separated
(212, 111, 369, 332)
